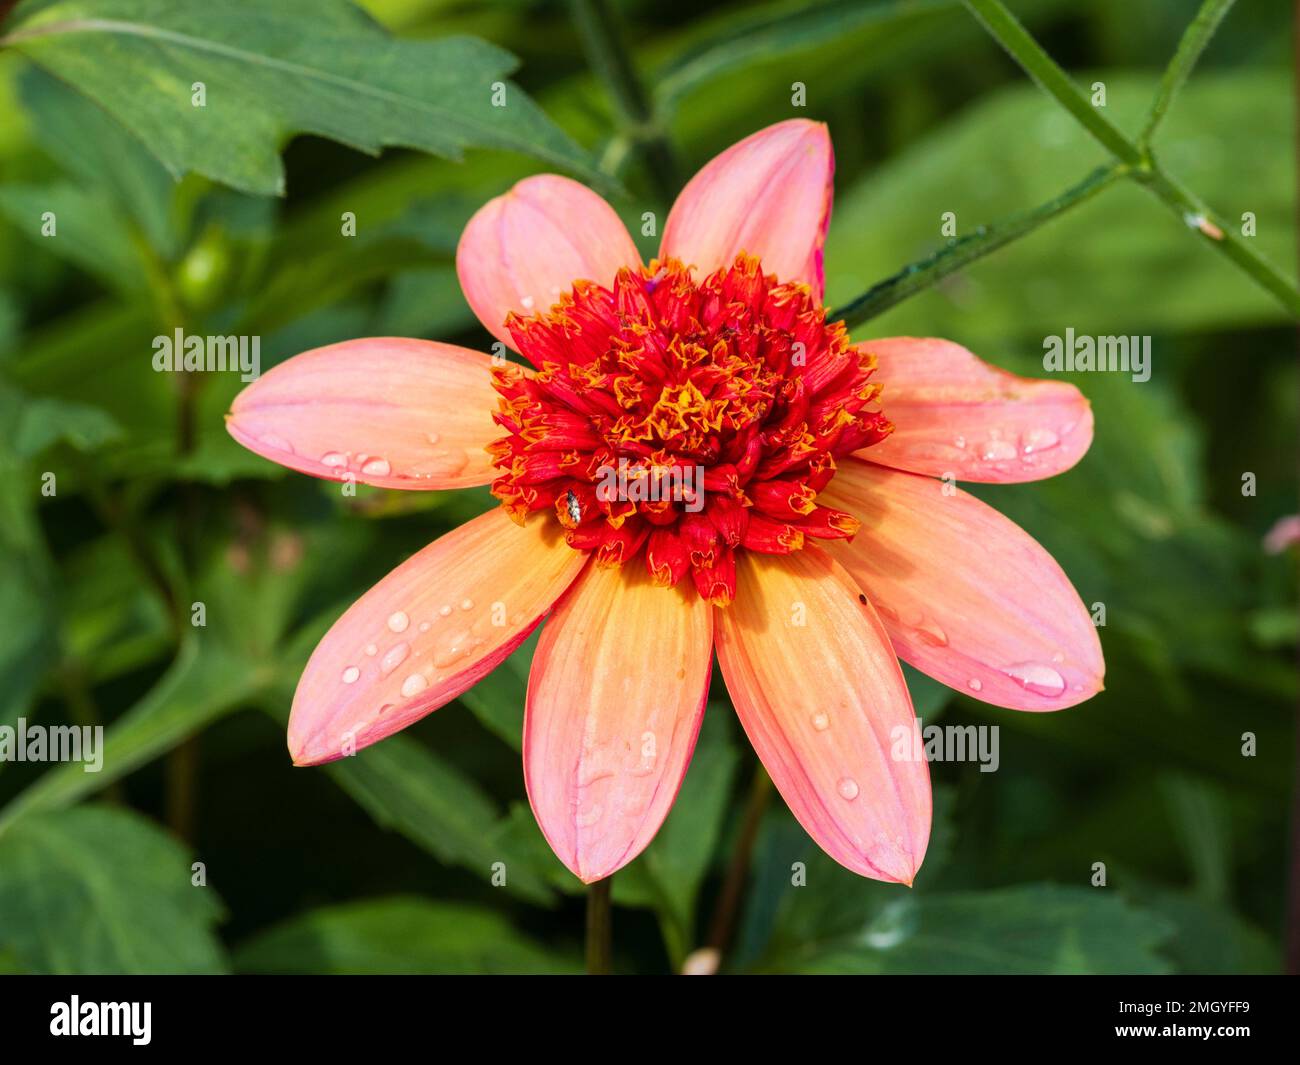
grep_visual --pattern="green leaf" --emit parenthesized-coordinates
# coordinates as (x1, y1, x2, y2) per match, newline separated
(770, 885, 1174, 974)
(655, 0, 954, 113)
(17, 64, 177, 256)
(235, 896, 578, 974)
(4, 0, 608, 197)
(0, 636, 266, 829)
(325, 732, 556, 905)
(0, 182, 144, 288)
(0, 804, 226, 973)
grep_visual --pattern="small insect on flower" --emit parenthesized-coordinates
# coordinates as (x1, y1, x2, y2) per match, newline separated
(565, 488, 582, 526)
(227, 120, 1104, 885)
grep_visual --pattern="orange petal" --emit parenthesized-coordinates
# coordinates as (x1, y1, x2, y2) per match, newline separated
(821, 459, 1104, 711)
(456, 174, 643, 354)
(524, 564, 713, 882)
(715, 548, 930, 884)
(227, 337, 499, 489)
(858, 337, 1093, 483)
(289, 509, 586, 765)
(661, 119, 833, 296)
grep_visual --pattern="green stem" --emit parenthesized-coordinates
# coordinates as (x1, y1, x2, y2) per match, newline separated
(835, 163, 1124, 330)
(569, 0, 678, 200)
(1138, 168, 1300, 316)
(585, 876, 613, 975)
(1139, 0, 1238, 146)
(962, 0, 1141, 165)
(921, 0, 1300, 320)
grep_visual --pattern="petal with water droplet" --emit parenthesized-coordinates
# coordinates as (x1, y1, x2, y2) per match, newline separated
(226, 337, 501, 490)
(822, 459, 1104, 711)
(854, 337, 1093, 483)
(715, 548, 930, 885)
(524, 564, 713, 883)
(288, 509, 586, 765)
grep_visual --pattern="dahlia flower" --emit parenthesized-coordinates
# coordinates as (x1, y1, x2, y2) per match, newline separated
(227, 120, 1103, 885)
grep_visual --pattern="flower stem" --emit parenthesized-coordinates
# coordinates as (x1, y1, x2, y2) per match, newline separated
(569, 0, 678, 201)
(962, 0, 1141, 166)
(835, 163, 1124, 330)
(705, 765, 772, 959)
(834, 0, 1300, 325)
(585, 876, 613, 975)
(1139, 0, 1238, 146)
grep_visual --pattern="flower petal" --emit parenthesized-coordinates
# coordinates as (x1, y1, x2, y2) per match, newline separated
(289, 509, 586, 765)
(661, 119, 833, 296)
(715, 548, 930, 884)
(227, 337, 499, 490)
(858, 337, 1093, 483)
(821, 459, 1104, 711)
(524, 563, 713, 882)
(456, 174, 642, 354)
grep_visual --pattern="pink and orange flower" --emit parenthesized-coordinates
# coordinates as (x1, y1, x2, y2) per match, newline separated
(227, 120, 1103, 886)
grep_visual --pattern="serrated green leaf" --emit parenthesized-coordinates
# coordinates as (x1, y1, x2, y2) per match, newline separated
(0, 804, 226, 973)
(5, 0, 607, 196)
(326, 732, 556, 905)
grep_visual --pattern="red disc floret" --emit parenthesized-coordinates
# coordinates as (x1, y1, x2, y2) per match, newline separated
(487, 254, 892, 605)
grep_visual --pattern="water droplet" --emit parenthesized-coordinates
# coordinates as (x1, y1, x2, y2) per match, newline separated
(520, 295, 536, 311)
(812, 713, 830, 731)
(259, 432, 294, 454)
(364, 643, 377, 656)
(433, 629, 482, 669)
(418, 621, 430, 633)
(968, 678, 983, 692)
(1021, 428, 1060, 454)
(459, 598, 474, 611)
(1051, 651, 1065, 663)
(981, 439, 1017, 461)
(341, 666, 360, 684)
(400, 672, 428, 698)
(1002, 661, 1066, 697)
(361, 457, 391, 477)
(914, 618, 949, 647)
(387, 610, 409, 633)
(321, 451, 347, 468)
(438, 604, 452, 617)
(380, 642, 410, 675)
(425, 432, 440, 446)
(837, 777, 860, 801)
(953, 435, 967, 449)
(575, 804, 602, 828)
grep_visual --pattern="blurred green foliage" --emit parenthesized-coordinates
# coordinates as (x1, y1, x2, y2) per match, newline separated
(0, 0, 1294, 974)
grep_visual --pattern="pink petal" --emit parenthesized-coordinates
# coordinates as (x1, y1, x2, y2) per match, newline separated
(524, 564, 713, 883)
(456, 174, 643, 354)
(227, 337, 499, 490)
(289, 509, 587, 765)
(715, 548, 930, 884)
(821, 459, 1104, 711)
(661, 119, 833, 297)
(858, 337, 1094, 483)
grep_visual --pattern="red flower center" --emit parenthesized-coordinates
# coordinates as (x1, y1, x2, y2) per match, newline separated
(488, 254, 892, 605)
